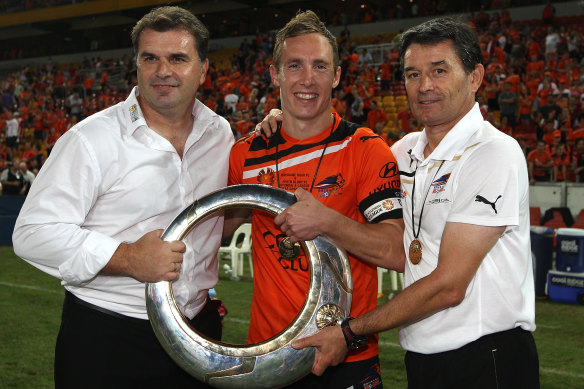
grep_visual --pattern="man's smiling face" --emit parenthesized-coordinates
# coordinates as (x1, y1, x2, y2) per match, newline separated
(136, 28, 208, 115)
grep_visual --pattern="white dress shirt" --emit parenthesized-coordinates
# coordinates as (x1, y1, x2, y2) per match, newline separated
(13, 87, 234, 320)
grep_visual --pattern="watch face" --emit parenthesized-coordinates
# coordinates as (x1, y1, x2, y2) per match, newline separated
(351, 336, 368, 348)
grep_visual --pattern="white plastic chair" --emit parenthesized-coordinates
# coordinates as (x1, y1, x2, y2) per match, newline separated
(218, 223, 253, 279)
(377, 268, 404, 298)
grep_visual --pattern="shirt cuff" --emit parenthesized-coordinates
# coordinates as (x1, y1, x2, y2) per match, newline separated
(59, 231, 121, 286)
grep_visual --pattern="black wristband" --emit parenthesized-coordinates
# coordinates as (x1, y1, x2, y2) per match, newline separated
(340, 317, 368, 349)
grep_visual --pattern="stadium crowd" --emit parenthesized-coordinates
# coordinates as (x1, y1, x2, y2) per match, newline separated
(1, 5, 584, 195)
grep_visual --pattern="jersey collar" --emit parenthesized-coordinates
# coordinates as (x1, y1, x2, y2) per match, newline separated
(411, 103, 482, 165)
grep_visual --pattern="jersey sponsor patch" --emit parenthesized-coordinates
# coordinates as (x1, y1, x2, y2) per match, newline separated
(431, 173, 451, 193)
(256, 167, 276, 186)
(363, 198, 402, 222)
(313, 173, 345, 197)
(378, 161, 398, 178)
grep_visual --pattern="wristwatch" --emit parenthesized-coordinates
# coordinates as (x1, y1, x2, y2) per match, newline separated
(340, 317, 368, 349)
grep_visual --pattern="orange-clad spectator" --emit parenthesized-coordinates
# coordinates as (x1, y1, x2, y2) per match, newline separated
(558, 51, 574, 72)
(498, 116, 513, 136)
(528, 140, 553, 184)
(216, 75, 229, 91)
(228, 66, 242, 90)
(235, 111, 254, 137)
(46, 126, 61, 154)
(366, 100, 388, 131)
(505, 72, 520, 93)
(84, 76, 94, 93)
(239, 82, 252, 100)
(548, 129, 564, 154)
(526, 54, 544, 75)
(201, 72, 213, 97)
(527, 37, 542, 59)
(356, 80, 374, 111)
(20, 141, 36, 162)
(205, 95, 217, 111)
(483, 73, 500, 110)
(544, 52, 558, 72)
(361, 9, 372, 23)
(379, 62, 391, 91)
(32, 114, 43, 136)
(543, 123, 560, 145)
(493, 45, 506, 64)
(17, 105, 29, 122)
(537, 78, 557, 106)
(566, 62, 580, 84)
(263, 89, 278, 116)
(100, 71, 109, 88)
(331, 89, 346, 117)
(396, 107, 416, 134)
(518, 84, 536, 125)
(372, 121, 388, 143)
(361, 64, 376, 82)
(553, 142, 571, 181)
(36, 93, 45, 109)
(55, 70, 65, 87)
(235, 96, 251, 112)
(542, 0, 556, 25)
(525, 73, 541, 96)
(384, 131, 400, 148)
(54, 114, 69, 135)
(254, 58, 267, 76)
(485, 58, 499, 74)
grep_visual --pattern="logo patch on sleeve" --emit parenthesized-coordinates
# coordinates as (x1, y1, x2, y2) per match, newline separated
(364, 199, 402, 221)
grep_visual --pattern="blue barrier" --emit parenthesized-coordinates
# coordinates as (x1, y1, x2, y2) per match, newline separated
(0, 196, 25, 246)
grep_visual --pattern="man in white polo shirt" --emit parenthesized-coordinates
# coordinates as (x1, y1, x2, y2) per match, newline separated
(291, 17, 539, 388)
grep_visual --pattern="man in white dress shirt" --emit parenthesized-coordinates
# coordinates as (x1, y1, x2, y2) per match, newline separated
(13, 6, 233, 388)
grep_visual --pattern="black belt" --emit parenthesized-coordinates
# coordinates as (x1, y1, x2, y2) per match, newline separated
(65, 290, 148, 325)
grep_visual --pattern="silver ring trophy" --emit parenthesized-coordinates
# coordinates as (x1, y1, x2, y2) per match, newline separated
(146, 184, 352, 388)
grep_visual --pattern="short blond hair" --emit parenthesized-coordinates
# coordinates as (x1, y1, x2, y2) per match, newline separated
(273, 10, 339, 70)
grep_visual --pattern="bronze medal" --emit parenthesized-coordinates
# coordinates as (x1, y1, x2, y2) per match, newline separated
(409, 239, 422, 265)
(278, 237, 300, 259)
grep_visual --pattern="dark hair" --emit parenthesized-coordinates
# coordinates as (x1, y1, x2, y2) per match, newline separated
(273, 10, 339, 69)
(399, 17, 482, 76)
(131, 6, 209, 62)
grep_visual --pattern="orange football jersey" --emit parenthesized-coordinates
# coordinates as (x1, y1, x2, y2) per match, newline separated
(228, 113, 402, 362)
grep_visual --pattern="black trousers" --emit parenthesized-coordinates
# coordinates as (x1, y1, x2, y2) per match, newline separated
(55, 291, 221, 389)
(284, 355, 382, 389)
(405, 327, 540, 389)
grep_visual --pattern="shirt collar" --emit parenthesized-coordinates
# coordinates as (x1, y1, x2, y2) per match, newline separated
(411, 102, 482, 164)
(122, 86, 212, 142)
(122, 87, 147, 136)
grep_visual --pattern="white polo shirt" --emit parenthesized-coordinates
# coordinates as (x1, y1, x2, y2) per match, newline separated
(391, 104, 535, 354)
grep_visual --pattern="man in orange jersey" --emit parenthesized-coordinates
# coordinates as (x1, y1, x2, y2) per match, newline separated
(227, 10, 404, 389)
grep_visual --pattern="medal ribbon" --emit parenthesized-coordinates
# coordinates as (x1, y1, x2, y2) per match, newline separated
(411, 160, 445, 240)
